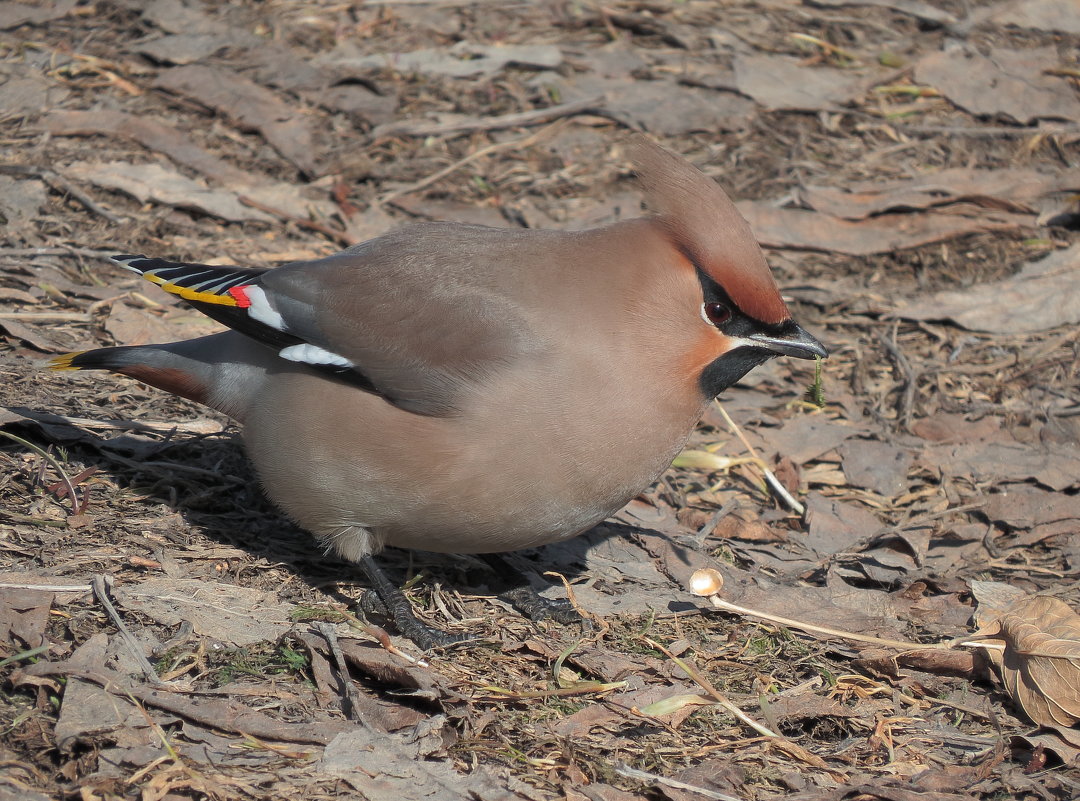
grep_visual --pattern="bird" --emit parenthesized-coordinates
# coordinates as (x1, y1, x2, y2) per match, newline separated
(49, 136, 826, 649)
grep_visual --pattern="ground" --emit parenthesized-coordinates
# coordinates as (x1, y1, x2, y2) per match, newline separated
(1, 1, 1080, 800)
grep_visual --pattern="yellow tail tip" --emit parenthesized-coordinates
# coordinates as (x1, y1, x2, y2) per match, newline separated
(48, 352, 85, 371)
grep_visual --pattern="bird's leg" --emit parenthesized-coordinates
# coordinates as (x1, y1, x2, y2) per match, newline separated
(479, 554, 583, 625)
(356, 555, 466, 650)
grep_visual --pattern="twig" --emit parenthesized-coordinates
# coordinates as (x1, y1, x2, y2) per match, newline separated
(0, 430, 81, 514)
(879, 323, 918, 430)
(91, 575, 165, 686)
(544, 570, 608, 640)
(316, 622, 367, 722)
(376, 120, 567, 207)
(371, 96, 602, 139)
(696, 498, 738, 541)
(644, 636, 780, 738)
(0, 312, 92, 322)
(335, 607, 428, 666)
(46, 170, 128, 224)
(104, 452, 246, 483)
(0, 164, 125, 224)
(8, 406, 227, 436)
(713, 402, 805, 515)
(613, 763, 743, 801)
(698, 589, 948, 651)
(0, 582, 93, 593)
(893, 124, 1080, 138)
(0, 247, 120, 259)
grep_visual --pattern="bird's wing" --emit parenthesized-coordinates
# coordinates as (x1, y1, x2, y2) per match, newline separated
(113, 235, 533, 416)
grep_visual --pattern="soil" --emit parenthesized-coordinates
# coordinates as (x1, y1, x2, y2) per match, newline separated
(1, 1, 1079, 800)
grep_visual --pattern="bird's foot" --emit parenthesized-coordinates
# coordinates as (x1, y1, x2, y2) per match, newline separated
(478, 553, 585, 626)
(498, 585, 583, 625)
(357, 556, 471, 650)
(358, 588, 390, 620)
(398, 617, 471, 650)
(358, 589, 469, 649)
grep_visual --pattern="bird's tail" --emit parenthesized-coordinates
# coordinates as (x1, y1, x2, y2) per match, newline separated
(49, 347, 131, 372)
(48, 344, 212, 407)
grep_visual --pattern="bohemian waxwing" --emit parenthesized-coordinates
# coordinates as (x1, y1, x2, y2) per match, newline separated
(50, 136, 826, 648)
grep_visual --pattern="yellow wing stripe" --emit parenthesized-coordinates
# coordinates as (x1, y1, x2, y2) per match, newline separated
(139, 271, 239, 306)
(160, 282, 240, 306)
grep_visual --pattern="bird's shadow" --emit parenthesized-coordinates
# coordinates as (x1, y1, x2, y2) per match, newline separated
(17, 413, 655, 618)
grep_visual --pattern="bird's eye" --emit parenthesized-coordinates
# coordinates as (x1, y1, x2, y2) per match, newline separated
(703, 302, 732, 326)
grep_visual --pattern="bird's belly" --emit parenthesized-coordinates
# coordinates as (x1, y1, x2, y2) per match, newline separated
(243, 371, 701, 557)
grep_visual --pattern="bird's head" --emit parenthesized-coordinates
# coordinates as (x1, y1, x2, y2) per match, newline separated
(628, 135, 827, 397)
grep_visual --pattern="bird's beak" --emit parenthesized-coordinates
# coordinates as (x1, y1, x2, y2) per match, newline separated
(745, 322, 828, 360)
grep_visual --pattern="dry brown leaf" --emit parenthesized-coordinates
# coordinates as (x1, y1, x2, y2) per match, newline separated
(914, 45, 1080, 124)
(973, 595, 1080, 727)
(63, 161, 274, 223)
(736, 200, 1032, 256)
(989, 0, 1080, 34)
(1012, 724, 1080, 765)
(153, 65, 318, 175)
(894, 242, 1080, 334)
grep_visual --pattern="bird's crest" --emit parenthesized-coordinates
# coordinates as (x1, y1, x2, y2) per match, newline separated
(627, 135, 790, 325)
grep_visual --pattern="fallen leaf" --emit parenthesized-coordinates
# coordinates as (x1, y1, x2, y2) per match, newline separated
(115, 578, 292, 647)
(0, 67, 69, 114)
(154, 65, 318, 175)
(556, 684, 697, 737)
(855, 647, 979, 679)
(638, 692, 716, 717)
(63, 161, 274, 223)
(0, 317, 62, 351)
(104, 303, 191, 346)
(983, 485, 1080, 530)
(0, 0, 76, 30)
(914, 46, 1080, 124)
(0, 175, 47, 233)
(1012, 725, 1080, 765)
(319, 726, 515, 799)
(911, 413, 1003, 443)
(322, 41, 562, 78)
(733, 53, 869, 111)
(134, 33, 230, 65)
(52, 634, 159, 752)
(921, 437, 1080, 491)
(893, 242, 1080, 333)
(838, 440, 912, 497)
(0, 587, 53, 648)
(663, 758, 747, 801)
(316, 84, 398, 126)
(46, 110, 254, 186)
(544, 73, 755, 135)
(140, 0, 221, 35)
(737, 201, 1031, 255)
(988, 0, 1080, 35)
(973, 595, 1080, 727)
(806, 0, 956, 25)
(594, 78, 755, 136)
(764, 692, 860, 723)
(758, 415, 864, 465)
(805, 493, 882, 557)
(388, 196, 510, 228)
(799, 168, 1080, 220)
